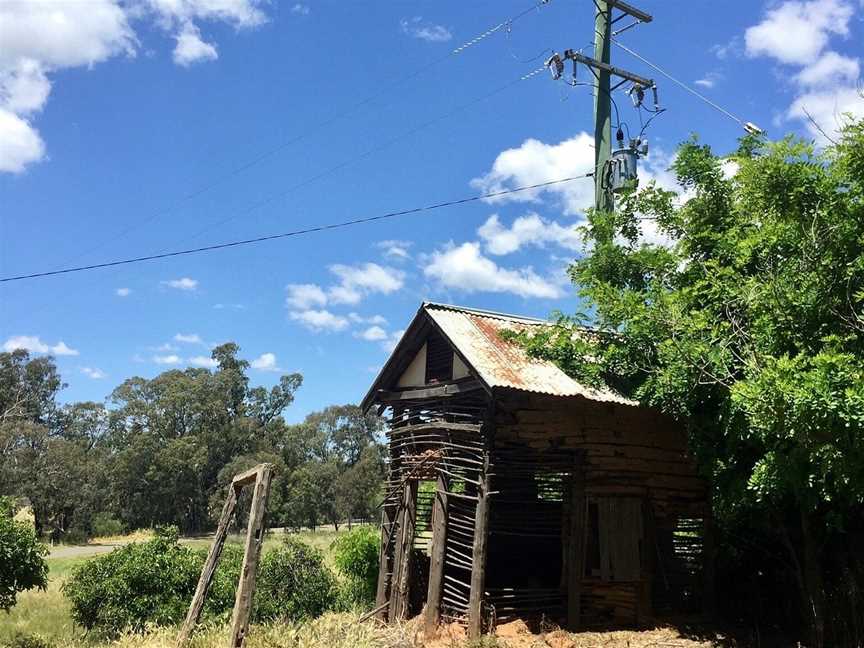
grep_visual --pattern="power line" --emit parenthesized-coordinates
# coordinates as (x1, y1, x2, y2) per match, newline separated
(610, 38, 762, 134)
(53, 0, 555, 271)
(1, 174, 592, 283)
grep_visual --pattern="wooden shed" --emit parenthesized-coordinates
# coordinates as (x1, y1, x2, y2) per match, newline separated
(362, 302, 712, 637)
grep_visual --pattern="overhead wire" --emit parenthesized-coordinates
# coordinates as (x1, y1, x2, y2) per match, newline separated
(1, 174, 593, 283)
(50, 0, 556, 270)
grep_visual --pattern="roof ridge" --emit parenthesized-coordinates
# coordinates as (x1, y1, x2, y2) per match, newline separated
(422, 301, 549, 325)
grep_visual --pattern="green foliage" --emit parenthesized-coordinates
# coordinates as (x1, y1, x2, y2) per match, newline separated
(254, 537, 338, 622)
(90, 513, 125, 538)
(0, 497, 48, 611)
(1, 633, 54, 648)
(62, 532, 241, 636)
(331, 526, 379, 607)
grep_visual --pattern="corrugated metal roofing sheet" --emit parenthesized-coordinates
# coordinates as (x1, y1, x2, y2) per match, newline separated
(424, 302, 636, 406)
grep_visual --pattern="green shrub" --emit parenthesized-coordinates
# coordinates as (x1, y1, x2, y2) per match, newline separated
(62, 526, 241, 636)
(91, 513, 125, 538)
(331, 525, 379, 608)
(254, 537, 337, 622)
(0, 497, 48, 611)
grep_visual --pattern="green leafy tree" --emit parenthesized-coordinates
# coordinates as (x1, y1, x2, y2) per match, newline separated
(515, 120, 864, 646)
(0, 497, 48, 611)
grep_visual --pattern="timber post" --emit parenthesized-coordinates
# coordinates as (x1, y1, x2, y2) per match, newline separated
(375, 499, 397, 620)
(567, 455, 586, 630)
(424, 472, 449, 635)
(468, 409, 494, 639)
(389, 480, 418, 621)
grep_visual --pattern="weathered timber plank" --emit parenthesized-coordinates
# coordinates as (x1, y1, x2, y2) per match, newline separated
(424, 474, 449, 635)
(567, 460, 585, 630)
(228, 464, 273, 648)
(375, 503, 397, 619)
(378, 380, 484, 402)
(177, 485, 238, 647)
(389, 481, 417, 622)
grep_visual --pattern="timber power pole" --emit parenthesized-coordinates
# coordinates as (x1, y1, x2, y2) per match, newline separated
(547, 0, 655, 214)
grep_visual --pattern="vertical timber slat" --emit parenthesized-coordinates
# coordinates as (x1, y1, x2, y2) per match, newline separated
(567, 458, 585, 630)
(389, 480, 418, 621)
(228, 464, 273, 648)
(425, 473, 449, 635)
(468, 412, 493, 639)
(178, 486, 238, 647)
(375, 501, 397, 620)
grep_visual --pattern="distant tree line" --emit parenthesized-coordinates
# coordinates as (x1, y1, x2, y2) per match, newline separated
(0, 344, 385, 540)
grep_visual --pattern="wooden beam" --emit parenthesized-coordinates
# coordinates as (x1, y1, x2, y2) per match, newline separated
(389, 481, 417, 622)
(177, 485, 238, 647)
(228, 464, 273, 648)
(231, 466, 261, 487)
(567, 459, 586, 630)
(424, 474, 449, 636)
(375, 502, 397, 620)
(468, 415, 493, 639)
(377, 380, 484, 402)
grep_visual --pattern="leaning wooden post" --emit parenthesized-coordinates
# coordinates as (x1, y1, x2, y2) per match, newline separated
(375, 498, 398, 620)
(424, 472, 449, 635)
(177, 486, 239, 647)
(468, 415, 494, 639)
(389, 480, 418, 622)
(228, 464, 273, 648)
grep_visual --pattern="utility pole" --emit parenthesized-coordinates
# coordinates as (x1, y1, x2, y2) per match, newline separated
(546, 0, 655, 213)
(593, 1, 613, 214)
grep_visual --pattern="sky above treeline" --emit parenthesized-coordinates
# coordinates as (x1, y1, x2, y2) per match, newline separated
(1, 0, 863, 421)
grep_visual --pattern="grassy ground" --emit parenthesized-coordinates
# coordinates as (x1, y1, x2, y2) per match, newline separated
(0, 527, 348, 647)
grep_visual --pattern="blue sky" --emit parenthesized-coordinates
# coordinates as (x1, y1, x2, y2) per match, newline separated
(2, 0, 863, 422)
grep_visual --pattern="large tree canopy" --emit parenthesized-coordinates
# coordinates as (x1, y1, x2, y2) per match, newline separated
(515, 119, 864, 646)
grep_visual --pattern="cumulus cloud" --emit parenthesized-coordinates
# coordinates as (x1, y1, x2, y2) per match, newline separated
(327, 263, 404, 305)
(286, 283, 328, 309)
(478, 213, 582, 256)
(173, 23, 217, 66)
(470, 133, 597, 216)
(400, 17, 452, 43)
(162, 277, 198, 291)
(744, 0, 853, 65)
(250, 352, 282, 371)
(423, 242, 563, 299)
(153, 354, 181, 364)
(694, 72, 722, 89)
(376, 240, 412, 261)
(356, 325, 388, 342)
(349, 313, 387, 325)
(115, 287, 131, 297)
(743, 0, 864, 144)
(290, 4, 310, 15)
(189, 355, 218, 368)
(381, 329, 405, 353)
(0, 0, 267, 173)
(174, 333, 203, 344)
(81, 367, 107, 379)
(3, 335, 79, 356)
(289, 309, 349, 332)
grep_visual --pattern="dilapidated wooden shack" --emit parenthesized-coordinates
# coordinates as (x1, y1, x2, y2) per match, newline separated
(362, 303, 712, 637)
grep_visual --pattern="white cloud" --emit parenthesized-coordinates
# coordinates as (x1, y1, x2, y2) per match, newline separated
(162, 277, 198, 291)
(788, 86, 864, 141)
(400, 17, 452, 43)
(744, 0, 853, 65)
(356, 325, 388, 342)
(3, 335, 79, 356)
(0, 109, 45, 173)
(376, 240, 412, 261)
(174, 333, 203, 344)
(478, 213, 582, 256)
(81, 367, 107, 379)
(213, 303, 245, 310)
(470, 133, 596, 216)
(153, 354, 181, 364)
(349, 313, 387, 325)
(286, 283, 328, 309)
(794, 51, 860, 88)
(152, 342, 178, 352)
(189, 355, 218, 368)
(250, 352, 282, 371)
(423, 242, 563, 299)
(694, 71, 722, 89)
(173, 22, 217, 66)
(290, 4, 310, 15)
(115, 287, 131, 297)
(289, 309, 349, 332)
(327, 263, 404, 305)
(0, 0, 267, 173)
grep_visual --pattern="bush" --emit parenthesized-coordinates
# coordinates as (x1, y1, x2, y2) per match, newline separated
(1, 633, 53, 648)
(0, 497, 48, 611)
(254, 536, 337, 622)
(331, 525, 379, 608)
(62, 526, 241, 636)
(91, 513, 125, 538)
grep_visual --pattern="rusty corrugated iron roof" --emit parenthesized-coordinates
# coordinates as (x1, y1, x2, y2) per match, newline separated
(423, 302, 636, 405)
